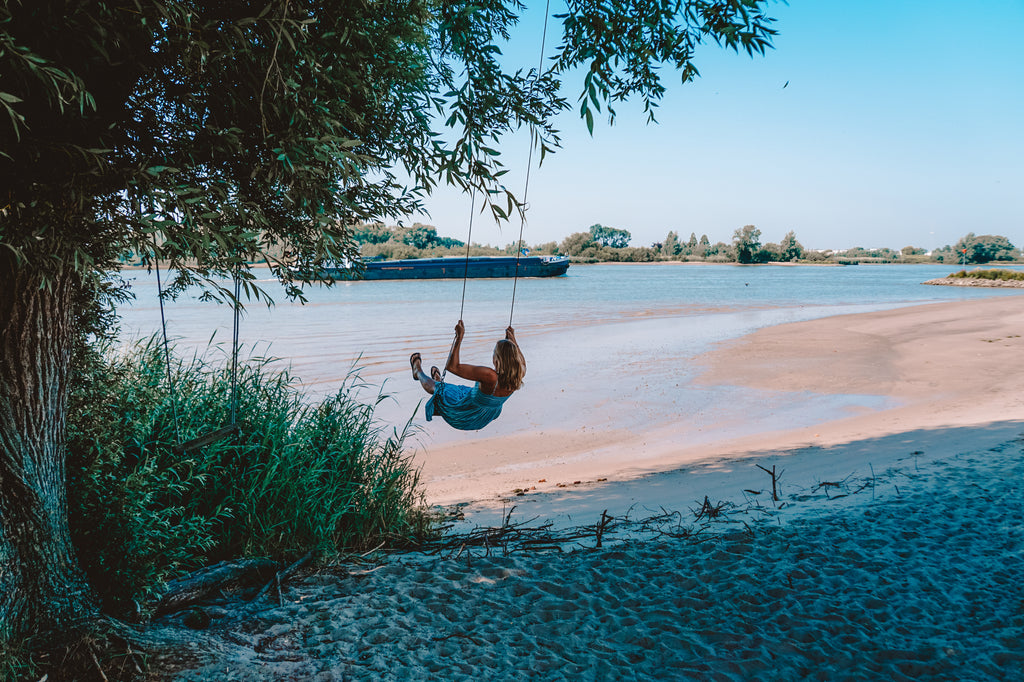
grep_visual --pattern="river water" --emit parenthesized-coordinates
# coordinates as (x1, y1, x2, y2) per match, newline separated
(117, 263, 1023, 452)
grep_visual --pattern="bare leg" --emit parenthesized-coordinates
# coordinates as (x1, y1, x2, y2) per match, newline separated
(410, 353, 435, 394)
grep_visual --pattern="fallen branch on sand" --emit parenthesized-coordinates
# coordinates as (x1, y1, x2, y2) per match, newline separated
(421, 506, 598, 556)
(251, 550, 317, 606)
(154, 559, 279, 617)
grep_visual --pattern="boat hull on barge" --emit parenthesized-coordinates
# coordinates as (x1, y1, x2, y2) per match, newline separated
(325, 255, 570, 280)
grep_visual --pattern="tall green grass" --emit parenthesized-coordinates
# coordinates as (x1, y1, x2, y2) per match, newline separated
(66, 335, 430, 617)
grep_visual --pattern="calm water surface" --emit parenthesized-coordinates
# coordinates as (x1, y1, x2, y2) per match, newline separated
(118, 263, 1024, 448)
(119, 263, 1023, 376)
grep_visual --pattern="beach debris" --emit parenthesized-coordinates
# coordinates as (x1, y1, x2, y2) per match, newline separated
(251, 550, 317, 607)
(693, 496, 729, 521)
(594, 509, 612, 548)
(154, 558, 279, 617)
(756, 463, 783, 503)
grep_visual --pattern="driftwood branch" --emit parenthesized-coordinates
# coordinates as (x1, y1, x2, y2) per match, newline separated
(154, 558, 279, 616)
(756, 464, 783, 503)
(252, 550, 316, 604)
(418, 504, 710, 557)
(595, 509, 611, 548)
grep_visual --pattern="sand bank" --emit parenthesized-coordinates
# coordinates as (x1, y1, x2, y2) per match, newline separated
(420, 296, 1024, 523)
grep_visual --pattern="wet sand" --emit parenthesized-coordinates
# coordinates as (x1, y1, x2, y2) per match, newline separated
(415, 296, 1024, 520)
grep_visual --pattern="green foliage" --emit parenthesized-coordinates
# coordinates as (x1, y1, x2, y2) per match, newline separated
(0, 641, 37, 682)
(949, 268, 1024, 281)
(837, 246, 900, 263)
(0, 0, 570, 300)
(527, 241, 559, 255)
(0, 0, 778, 291)
(351, 221, 469, 260)
(589, 223, 632, 248)
(403, 224, 442, 250)
(955, 233, 1019, 263)
(560, 231, 600, 258)
(66, 336, 427, 618)
(779, 231, 804, 262)
(557, 0, 776, 128)
(801, 249, 831, 263)
(603, 246, 658, 262)
(704, 242, 736, 262)
(732, 224, 762, 264)
(661, 230, 681, 258)
(932, 234, 1019, 264)
(351, 223, 393, 245)
(759, 241, 783, 262)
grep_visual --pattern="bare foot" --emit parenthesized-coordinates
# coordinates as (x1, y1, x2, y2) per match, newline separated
(409, 353, 422, 380)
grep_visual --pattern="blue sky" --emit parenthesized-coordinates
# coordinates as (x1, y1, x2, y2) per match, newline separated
(410, 0, 1024, 252)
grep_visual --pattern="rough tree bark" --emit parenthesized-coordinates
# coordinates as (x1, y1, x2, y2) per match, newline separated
(0, 248, 96, 648)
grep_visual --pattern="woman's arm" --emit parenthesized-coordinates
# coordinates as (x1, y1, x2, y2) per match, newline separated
(446, 320, 498, 385)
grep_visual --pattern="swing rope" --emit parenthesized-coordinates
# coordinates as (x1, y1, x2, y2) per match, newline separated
(441, 71, 480, 382)
(438, 3, 550, 381)
(508, 0, 551, 328)
(458, 169, 479, 323)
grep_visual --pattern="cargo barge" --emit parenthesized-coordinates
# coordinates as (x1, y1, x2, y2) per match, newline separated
(320, 255, 570, 280)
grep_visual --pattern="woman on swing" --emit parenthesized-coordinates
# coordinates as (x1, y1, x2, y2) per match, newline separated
(410, 320, 526, 431)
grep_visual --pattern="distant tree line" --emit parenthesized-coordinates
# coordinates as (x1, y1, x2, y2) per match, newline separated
(931, 233, 1018, 264)
(352, 223, 1020, 266)
(353, 222, 466, 259)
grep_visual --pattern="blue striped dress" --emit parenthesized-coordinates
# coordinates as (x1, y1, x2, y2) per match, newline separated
(425, 382, 509, 431)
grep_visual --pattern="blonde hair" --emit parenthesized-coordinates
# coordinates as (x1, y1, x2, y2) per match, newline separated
(494, 339, 526, 391)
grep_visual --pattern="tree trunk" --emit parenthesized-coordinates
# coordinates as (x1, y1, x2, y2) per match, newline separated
(0, 251, 96, 649)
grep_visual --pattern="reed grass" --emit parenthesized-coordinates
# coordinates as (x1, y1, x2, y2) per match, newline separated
(949, 268, 1024, 281)
(66, 335, 431, 618)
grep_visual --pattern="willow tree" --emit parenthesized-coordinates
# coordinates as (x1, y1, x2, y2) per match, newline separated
(0, 0, 776, 652)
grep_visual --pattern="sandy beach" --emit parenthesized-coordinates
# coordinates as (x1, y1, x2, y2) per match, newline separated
(418, 296, 1024, 522)
(150, 295, 1024, 680)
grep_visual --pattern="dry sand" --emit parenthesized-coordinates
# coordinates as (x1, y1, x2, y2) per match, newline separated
(151, 295, 1024, 680)
(156, 442, 1024, 681)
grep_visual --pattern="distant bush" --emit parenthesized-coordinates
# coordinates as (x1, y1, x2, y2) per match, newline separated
(949, 268, 1024, 281)
(66, 336, 429, 618)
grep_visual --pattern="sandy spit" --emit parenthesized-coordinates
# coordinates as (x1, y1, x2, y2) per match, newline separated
(923, 277, 1024, 288)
